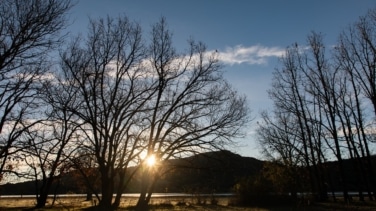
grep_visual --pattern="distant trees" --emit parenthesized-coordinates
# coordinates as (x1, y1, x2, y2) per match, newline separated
(257, 9, 376, 203)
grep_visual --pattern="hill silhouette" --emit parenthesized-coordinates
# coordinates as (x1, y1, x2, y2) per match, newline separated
(0, 150, 264, 195)
(146, 150, 264, 193)
(2, 151, 375, 196)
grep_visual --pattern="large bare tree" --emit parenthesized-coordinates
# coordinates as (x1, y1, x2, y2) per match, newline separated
(57, 16, 249, 210)
(0, 0, 72, 179)
(134, 18, 249, 210)
(59, 15, 152, 209)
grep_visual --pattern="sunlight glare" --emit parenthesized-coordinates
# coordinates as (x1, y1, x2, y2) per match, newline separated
(146, 154, 156, 167)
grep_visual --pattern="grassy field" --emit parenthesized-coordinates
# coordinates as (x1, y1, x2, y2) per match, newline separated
(1, 195, 376, 211)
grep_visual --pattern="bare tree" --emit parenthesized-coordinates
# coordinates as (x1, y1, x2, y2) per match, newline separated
(260, 34, 355, 201)
(265, 41, 329, 200)
(56, 16, 250, 210)
(59, 15, 151, 209)
(259, 8, 376, 204)
(263, 30, 376, 202)
(0, 0, 72, 179)
(335, 9, 376, 116)
(257, 111, 306, 167)
(14, 71, 81, 208)
(33, 73, 81, 208)
(256, 111, 306, 199)
(335, 9, 376, 198)
(21, 119, 77, 208)
(69, 148, 101, 202)
(134, 18, 250, 210)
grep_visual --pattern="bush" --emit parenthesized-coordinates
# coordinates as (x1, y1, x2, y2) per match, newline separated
(233, 175, 296, 206)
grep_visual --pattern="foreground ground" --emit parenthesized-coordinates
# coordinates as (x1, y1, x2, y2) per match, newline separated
(0, 195, 376, 211)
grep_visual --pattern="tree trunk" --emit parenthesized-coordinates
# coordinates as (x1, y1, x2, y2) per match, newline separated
(136, 198, 149, 211)
(35, 175, 55, 208)
(136, 172, 149, 211)
(113, 169, 125, 207)
(86, 191, 93, 201)
(136, 191, 154, 211)
(36, 192, 48, 208)
(136, 171, 158, 211)
(98, 175, 113, 209)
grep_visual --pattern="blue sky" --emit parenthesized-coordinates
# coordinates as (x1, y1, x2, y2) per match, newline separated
(69, 0, 376, 158)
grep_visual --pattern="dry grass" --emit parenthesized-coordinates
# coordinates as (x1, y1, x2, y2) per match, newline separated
(0, 196, 240, 211)
(0, 196, 376, 211)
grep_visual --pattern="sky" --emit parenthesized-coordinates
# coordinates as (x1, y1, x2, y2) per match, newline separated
(69, 0, 376, 159)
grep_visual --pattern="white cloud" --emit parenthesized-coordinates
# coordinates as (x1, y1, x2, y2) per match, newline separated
(218, 45, 285, 65)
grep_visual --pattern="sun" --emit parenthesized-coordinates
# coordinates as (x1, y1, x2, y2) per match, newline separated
(146, 154, 156, 167)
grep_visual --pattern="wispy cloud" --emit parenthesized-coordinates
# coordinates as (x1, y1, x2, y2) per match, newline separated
(218, 45, 285, 65)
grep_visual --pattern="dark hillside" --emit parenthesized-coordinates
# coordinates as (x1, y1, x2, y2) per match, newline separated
(0, 150, 263, 195)
(149, 150, 264, 193)
(1, 152, 375, 196)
